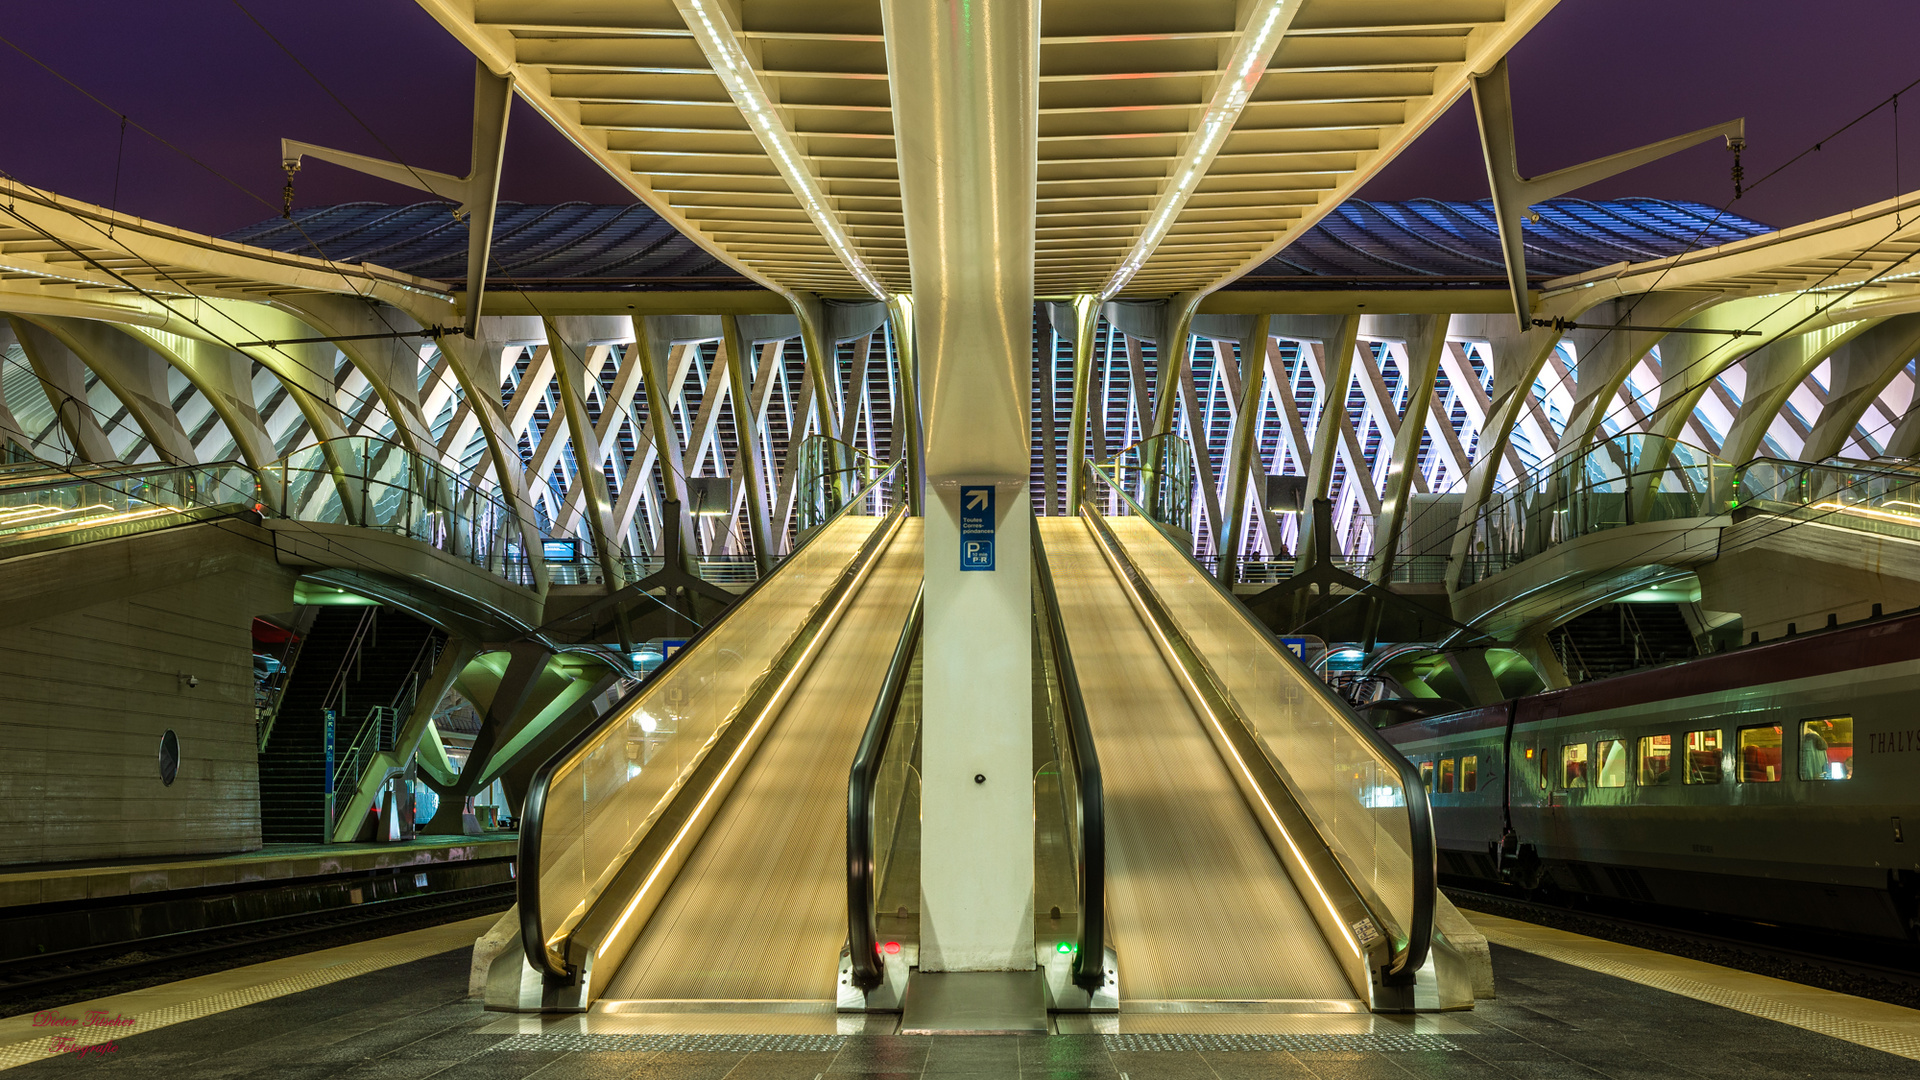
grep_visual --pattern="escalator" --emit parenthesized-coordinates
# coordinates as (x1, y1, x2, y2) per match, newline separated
(494, 465, 923, 1012)
(601, 519, 922, 1001)
(1032, 461, 1473, 1013)
(1041, 516, 1356, 1005)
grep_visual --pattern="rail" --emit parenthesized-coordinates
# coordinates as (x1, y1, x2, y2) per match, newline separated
(516, 458, 904, 982)
(845, 587, 923, 993)
(1735, 456, 1920, 542)
(260, 436, 533, 587)
(1084, 460, 1434, 983)
(1460, 435, 1731, 585)
(1031, 525, 1107, 992)
(0, 461, 260, 556)
(796, 435, 892, 532)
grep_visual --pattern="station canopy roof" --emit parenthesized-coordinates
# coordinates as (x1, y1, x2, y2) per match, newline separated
(224, 197, 1773, 295)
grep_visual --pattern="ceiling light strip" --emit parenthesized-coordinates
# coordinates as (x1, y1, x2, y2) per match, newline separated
(1098, 0, 1303, 300)
(673, 0, 889, 298)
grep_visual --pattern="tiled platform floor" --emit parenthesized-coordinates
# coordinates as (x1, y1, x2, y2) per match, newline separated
(8, 939, 1920, 1079)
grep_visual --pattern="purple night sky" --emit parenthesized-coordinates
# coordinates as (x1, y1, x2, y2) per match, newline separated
(3, 1, 1918, 239)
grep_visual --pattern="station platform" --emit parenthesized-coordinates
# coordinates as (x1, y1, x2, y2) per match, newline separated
(5, 909, 1919, 1076)
(0, 835, 518, 983)
(0, 835, 517, 909)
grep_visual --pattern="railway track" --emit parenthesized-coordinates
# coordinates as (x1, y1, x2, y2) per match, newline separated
(1446, 883, 1920, 1009)
(0, 881, 513, 1016)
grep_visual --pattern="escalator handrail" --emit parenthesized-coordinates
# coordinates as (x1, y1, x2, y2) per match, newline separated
(1082, 461, 1434, 980)
(1031, 524, 1107, 992)
(845, 585, 923, 992)
(517, 459, 903, 982)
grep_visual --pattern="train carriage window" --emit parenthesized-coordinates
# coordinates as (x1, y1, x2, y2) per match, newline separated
(1684, 730, 1723, 784)
(1419, 760, 1434, 789)
(1438, 759, 1455, 793)
(1738, 724, 1785, 783)
(1461, 755, 1479, 793)
(1800, 717, 1854, 781)
(1595, 739, 1628, 788)
(1560, 743, 1589, 789)
(1638, 735, 1673, 786)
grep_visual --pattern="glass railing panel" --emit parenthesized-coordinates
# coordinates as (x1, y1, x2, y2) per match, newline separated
(0, 463, 260, 548)
(1088, 469, 1420, 951)
(263, 438, 532, 585)
(1459, 434, 1732, 585)
(1736, 458, 1920, 542)
(535, 509, 888, 958)
(872, 644, 923, 948)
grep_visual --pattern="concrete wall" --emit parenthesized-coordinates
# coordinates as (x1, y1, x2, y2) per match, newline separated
(1698, 515, 1920, 642)
(0, 521, 295, 866)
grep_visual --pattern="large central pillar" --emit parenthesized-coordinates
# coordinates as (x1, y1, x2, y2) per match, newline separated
(883, 0, 1038, 973)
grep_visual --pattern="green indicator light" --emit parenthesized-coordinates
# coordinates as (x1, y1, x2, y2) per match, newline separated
(1056, 942, 1075, 954)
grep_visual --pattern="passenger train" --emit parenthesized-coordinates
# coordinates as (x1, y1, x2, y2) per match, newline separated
(1378, 610, 1920, 942)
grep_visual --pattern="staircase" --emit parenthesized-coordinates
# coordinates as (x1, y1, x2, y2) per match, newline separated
(1550, 602, 1697, 684)
(257, 607, 443, 843)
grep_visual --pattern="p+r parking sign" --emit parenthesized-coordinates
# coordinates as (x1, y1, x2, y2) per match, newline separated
(959, 485, 995, 571)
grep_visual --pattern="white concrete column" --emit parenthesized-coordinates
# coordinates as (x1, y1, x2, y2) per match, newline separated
(921, 482, 1033, 972)
(884, 0, 1038, 973)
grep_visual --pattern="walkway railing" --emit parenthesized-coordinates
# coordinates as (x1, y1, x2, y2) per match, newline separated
(0, 462, 259, 556)
(845, 587, 923, 993)
(1031, 525, 1107, 994)
(539, 553, 762, 589)
(1082, 460, 1434, 984)
(796, 435, 893, 533)
(1735, 457, 1920, 543)
(259, 437, 533, 587)
(1459, 434, 1732, 586)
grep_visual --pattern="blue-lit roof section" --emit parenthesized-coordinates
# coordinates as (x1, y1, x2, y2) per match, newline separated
(224, 197, 1773, 292)
(1241, 198, 1774, 288)
(223, 202, 750, 290)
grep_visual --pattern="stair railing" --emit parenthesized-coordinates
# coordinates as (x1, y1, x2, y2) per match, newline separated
(325, 631, 447, 833)
(316, 608, 379, 727)
(255, 631, 309, 751)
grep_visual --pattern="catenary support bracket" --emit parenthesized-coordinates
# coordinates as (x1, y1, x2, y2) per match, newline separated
(281, 60, 512, 337)
(1472, 57, 1744, 321)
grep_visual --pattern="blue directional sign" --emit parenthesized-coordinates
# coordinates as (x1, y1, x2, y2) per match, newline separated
(323, 708, 336, 793)
(959, 485, 995, 571)
(1279, 637, 1309, 660)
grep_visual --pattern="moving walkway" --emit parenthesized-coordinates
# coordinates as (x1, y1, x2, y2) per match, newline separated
(492, 465, 921, 1010)
(1031, 464, 1476, 1012)
(491, 456, 1470, 1019)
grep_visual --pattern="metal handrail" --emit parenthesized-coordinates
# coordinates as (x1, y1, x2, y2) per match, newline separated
(1084, 460, 1434, 981)
(1031, 524, 1107, 992)
(845, 586, 923, 992)
(516, 458, 904, 982)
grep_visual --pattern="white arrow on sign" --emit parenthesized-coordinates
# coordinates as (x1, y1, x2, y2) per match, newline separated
(965, 490, 989, 510)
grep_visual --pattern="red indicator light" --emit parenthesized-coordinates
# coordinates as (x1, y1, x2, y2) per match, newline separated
(884, 941, 901, 955)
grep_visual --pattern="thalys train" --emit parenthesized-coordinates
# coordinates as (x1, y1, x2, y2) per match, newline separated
(1378, 609, 1920, 942)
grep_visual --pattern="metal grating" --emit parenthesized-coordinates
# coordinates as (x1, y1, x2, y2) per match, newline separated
(482, 1033, 848, 1054)
(1104, 1032, 1462, 1053)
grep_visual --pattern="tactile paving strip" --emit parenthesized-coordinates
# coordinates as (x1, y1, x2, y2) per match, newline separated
(1481, 928, 1920, 1062)
(1104, 1032, 1462, 1052)
(482, 1033, 849, 1054)
(0, 930, 473, 1071)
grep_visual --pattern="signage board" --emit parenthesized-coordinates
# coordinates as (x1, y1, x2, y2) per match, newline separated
(323, 707, 336, 793)
(959, 485, 995, 571)
(1279, 637, 1309, 660)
